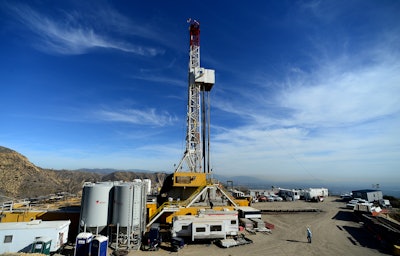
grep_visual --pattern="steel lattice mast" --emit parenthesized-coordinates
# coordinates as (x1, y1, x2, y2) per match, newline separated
(175, 19, 215, 173)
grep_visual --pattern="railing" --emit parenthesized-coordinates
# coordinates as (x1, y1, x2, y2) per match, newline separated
(148, 184, 208, 223)
(148, 181, 238, 223)
(217, 184, 239, 204)
(148, 201, 179, 221)
(181, 185, 207, 207)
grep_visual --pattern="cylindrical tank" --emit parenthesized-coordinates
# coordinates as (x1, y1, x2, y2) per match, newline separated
(112, 181, 145, 228)
(112, 183, 133, 228)
(132, 181, 145, 227)
(143, 179, 152, 195)
(79, 182, 113, 233)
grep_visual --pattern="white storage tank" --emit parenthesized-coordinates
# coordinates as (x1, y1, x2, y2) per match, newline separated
(134, 180, 147, 228)
(143, 179, 152, 195)
(112, 181, 146, 228)
(79, 182, 114, 233)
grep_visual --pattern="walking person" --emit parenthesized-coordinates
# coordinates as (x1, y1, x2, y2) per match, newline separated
(307, 227, 312, 243)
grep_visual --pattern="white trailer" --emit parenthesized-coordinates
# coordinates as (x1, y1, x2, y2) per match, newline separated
(0, 220, 71, 254)
(172, 210, 238, 241)
(304, 188, 328, 201)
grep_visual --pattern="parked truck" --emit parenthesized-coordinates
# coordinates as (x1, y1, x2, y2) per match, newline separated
(304, 188, 328, 202)
(379, 199, 391, 208)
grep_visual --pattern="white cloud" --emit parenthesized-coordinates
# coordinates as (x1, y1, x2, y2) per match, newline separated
(8, 3, 164, 56)
(131, 74, 186, 88)
(96, 108, 177, 127)
(280, 61, 400, 128)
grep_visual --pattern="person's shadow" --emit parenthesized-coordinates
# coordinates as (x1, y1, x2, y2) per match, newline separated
(286, 239, 308, 243)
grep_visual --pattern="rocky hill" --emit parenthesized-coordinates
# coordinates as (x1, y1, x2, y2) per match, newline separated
(0, 146, 168, 200)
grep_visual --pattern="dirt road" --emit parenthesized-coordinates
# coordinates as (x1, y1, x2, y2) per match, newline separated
(131, 197, 390, 256)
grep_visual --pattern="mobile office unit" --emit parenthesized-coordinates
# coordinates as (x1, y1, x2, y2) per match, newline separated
(352, 189, 383, 202)
(172, 209, 238, 241)
(0, 219, 70, 254)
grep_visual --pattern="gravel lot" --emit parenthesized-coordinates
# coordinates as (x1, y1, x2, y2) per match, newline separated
(130, 196, 390, 256)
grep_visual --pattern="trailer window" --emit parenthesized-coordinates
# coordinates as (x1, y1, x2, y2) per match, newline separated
(182, 225, 189, 230)
(231, 220, 236, 225)
(196, 227, 206, 232)
(210, 225, 222, 231)
(4, 235, 13, 243)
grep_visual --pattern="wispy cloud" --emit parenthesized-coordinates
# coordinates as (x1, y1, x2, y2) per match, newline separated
(279, 60, 400, 128)
(96, 108, 178, 127)
(210, 26, 400, 181)
(131, 74, 186, 88)
(6, 3, 164, 56)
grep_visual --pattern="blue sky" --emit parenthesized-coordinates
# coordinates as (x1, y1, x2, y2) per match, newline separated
(1, 0, 399, 186)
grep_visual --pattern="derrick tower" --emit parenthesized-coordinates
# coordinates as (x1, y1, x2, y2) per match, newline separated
(175, 19, 215, 174)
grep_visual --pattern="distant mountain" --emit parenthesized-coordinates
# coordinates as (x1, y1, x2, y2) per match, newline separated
(76, 168, 153, 175)
(0, 146, 168, 200)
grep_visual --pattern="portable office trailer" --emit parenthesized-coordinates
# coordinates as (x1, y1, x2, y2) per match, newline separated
(352, 189, 383, 202)
(172, 210, 238, 241)
(0, 220, 70, 254)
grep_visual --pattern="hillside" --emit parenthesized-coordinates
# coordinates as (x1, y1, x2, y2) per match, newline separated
(0, 146, 168, 200)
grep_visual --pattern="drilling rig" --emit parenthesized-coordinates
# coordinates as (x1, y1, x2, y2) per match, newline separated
(147, 20, 249, 228)
(174, 18, 214, 179)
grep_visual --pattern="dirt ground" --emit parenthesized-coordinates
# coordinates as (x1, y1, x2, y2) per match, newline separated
(130, 196, 391, 256)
